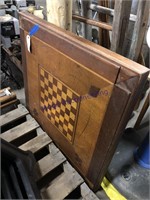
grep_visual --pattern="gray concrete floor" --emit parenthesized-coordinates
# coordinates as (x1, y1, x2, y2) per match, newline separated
(15, 88, 26, 105)
(105, 91, 150, 200)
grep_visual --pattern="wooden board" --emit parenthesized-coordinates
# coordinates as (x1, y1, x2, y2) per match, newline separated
(35, 145, 66, 180)
(41, 162, 83, 199)
(19, 133, 52, 153)
(0, 104, 28, 127)
(19, 12, 149, 191)
(0, 117, 39, 142)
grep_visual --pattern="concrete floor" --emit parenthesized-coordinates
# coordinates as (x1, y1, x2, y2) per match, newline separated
(106, 106, 149, 200)
(15, 88, 26, 105)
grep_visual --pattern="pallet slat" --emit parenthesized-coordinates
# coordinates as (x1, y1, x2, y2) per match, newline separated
(41, 162, 83, 199)
(111, 0, 132, 54)
(80, 183, 99, 200)
(0, 99, 19, 109)
(1, 103, 100, 199)
(0, 105, 28, 126)
(36, 150, 66, 181)
(0, 118, 39, 142)
(19, 133, 52, 153)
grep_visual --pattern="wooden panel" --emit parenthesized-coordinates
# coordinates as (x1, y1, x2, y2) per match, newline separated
(19, 12, 149, 191)
(24, 33, 115, 175)
(87, 78, 134, 189)
(19, 12, 120, 83)
(0, 104, 28, 127)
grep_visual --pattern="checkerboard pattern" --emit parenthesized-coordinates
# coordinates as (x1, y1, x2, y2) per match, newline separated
(40, 67, 79, 143)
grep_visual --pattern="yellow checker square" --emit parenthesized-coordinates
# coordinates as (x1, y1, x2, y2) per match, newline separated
(67, 90, 73, 98)
(63, 124, 68, 132)
(51, 117, 55, 124)
(48, 75, 53, 83)
(44, 78, 48, 86)
(68, 123, 74, 132)
(47, 108, 51, 115)
(55, 116, 59, 123)
(56, 106, 61, 113)
(56, 94, 61, 102)
(62, 92, 67, 100)
(48, 98, 53, 106)
(57, 82, 62, 90)
(48, 87, 53, 95)
(64, 113, 69, 122)
(51, 107, 56, 115)
(52, 96, 57, 104)
(60, 104, 65, 112)
(44, 101, 49, 109)
(67, 134, 72, 141)
(40, 69, 44, 76)
(44, 91, 48, 98)
(40, 80, 45, 88)
(71, 102, 77, 109)
(41, 92, 45, 99)
(59, 115, 64, 123)
(70, 113, 75, 121)
(66, 103, 71, 111)
(53, 85, 57, 93)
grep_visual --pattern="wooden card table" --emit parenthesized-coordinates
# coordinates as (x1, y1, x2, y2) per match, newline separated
(19, 12, 149, 191)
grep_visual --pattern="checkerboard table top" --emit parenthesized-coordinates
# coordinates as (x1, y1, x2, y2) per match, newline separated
(40, 67, 80, 143)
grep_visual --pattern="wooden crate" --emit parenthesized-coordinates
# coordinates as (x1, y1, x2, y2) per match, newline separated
(19, 12, 149, 191)
(0, 103, 99, 199)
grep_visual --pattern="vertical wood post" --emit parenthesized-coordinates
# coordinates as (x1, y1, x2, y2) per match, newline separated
(128, 0, 150, 61)
(46, 0, 72, 31)
(81, 0, 93, 41)
(111, 0, 132, 54)
(98, 0, 110, 48)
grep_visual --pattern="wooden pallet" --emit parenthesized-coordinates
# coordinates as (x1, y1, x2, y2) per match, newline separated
(0, 104, 99, 200)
